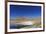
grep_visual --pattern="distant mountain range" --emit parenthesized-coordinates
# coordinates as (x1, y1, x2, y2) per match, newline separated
(10, 16, 41, 25)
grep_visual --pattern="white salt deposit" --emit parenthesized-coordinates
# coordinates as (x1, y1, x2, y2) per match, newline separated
(20, 21, 33, 25)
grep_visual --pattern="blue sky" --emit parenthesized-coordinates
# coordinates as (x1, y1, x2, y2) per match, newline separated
(10, 5, 41, 19)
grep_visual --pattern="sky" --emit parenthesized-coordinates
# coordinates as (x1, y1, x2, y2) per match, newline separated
(10, 5, 41, 19)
